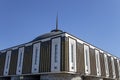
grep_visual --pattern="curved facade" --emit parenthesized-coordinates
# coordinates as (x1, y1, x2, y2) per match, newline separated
(0, 30, 120, 80)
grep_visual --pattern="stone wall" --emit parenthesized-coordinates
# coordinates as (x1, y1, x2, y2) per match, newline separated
(40, 74, 105, 80)
(11, 75, 40, 80)
(40, 74, 82, 80)
(0, 74, 117, 80)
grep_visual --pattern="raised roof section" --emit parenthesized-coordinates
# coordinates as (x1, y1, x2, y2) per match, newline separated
(32, 29, 63, 42)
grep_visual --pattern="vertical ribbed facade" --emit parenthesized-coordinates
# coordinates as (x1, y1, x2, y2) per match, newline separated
(22, 45, 33, 74)
(114, 59, 119, 78)
(40, 41, 51, 72)
(0, 52, 6, 76)
(108, 56, 113, 78)
(64, 37, 69, 72)
(0, 32, 119, 80)
(99, 52, 106, 77)
(61, 37, 66, 71)
(9, 49, 18, 75)
(89, 48, 97, 76)
(76, 42, 85, 74)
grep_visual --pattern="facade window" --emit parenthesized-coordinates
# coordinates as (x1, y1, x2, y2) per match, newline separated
(19, 52, 22, 67)
(16, 47, 24, 75)
(4, 51, 11, 75)
(32, 43, 40, 73)
(71, 44, 74, 63)
(35, 47, 38, 65)
(84, 45, 90, 74)
(51, 37, 61, 72)
(95, 50, 101, 75)
(54, 44, 58, 63)
(69, 38, 76, 72)
(96, 53, 99, 68)
(6, 55, 10, 69)
(85, 49, 89, 67)
(96, 53, 99, 70)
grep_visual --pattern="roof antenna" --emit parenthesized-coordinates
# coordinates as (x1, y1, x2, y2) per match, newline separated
(51, 12, 63, 32)
(56, 13, 58, 31)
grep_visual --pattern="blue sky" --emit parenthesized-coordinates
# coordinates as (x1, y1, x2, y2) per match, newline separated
(0, 0, 120, 57)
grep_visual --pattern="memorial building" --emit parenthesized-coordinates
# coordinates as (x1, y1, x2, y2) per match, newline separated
(0, 19, 120, 80)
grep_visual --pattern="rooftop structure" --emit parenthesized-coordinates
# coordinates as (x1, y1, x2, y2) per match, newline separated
(0, 19, 120, 80)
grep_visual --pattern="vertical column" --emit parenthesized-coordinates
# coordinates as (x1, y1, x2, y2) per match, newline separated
(16, 47, 24, 75)
(4, 51, 11, 76)
(31, 43, 40, 73)
(51, 37, 61, 72)
(95, 50, 101, 76)
(111, 57, 116, 79)
(69, 38, 76, 72)
(84, 45, 90, 75)
(117, 60, 120, 79)
(104, 54, 109, 77)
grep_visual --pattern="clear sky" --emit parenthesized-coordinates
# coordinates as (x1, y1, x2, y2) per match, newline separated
(0, 0, 120, 57)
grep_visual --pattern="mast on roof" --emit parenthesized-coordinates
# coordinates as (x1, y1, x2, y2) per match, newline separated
(56, 13, 58, 31)
(51, 13, 63, 32)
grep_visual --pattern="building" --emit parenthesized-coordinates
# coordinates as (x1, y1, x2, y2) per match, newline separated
(0, 27, 120, 80)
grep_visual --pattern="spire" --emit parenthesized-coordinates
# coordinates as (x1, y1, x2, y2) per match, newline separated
(56, 13, 58, 30)
(51, 13, 63, 32)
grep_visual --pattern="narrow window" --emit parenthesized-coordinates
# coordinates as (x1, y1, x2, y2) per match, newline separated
(6, 55, 9, 69)
(68, 38, 76, 72)
(97, 53, 99, 71)
(4, 51, 11, 75)
(32, 43, 40, 73)
(86, 49, 89, 67)
(54, 44, 58, 63)
(19, 52, 22, 67)
(96, 52, 98, 68)
(35, 47, 38, 65)
(71, 44, 74, 63)
(95, 50, 101, 75)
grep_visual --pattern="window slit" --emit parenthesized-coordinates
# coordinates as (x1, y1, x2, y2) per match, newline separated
(19, 52, 22, 67)
(55, 44, 58, 63)
(71, 44, 74, 63)
(86, 49, 89, 67)
(6, 55, 9, 69)
(35, 47, 38, 65)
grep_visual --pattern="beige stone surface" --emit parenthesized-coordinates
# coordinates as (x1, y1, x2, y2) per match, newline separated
(40, 74, 82, 80)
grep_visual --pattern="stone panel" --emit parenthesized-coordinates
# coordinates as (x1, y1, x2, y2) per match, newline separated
(40, 74, 82, 80)
(84, 76, 103, 80)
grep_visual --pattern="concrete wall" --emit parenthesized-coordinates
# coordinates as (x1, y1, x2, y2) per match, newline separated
(0, 74, 118, 80)
(40, 74, 82, 80)
(11, 75, 40, 80)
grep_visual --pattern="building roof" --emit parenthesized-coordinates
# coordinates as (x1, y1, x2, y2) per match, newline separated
(32, 29, 63, 42)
